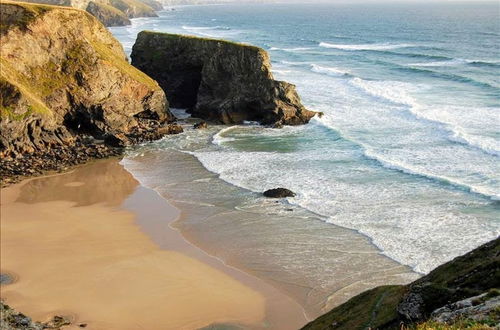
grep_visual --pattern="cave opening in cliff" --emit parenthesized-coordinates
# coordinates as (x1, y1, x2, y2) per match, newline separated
(164, 66, 203, 111)
(63, 106, 105, 138)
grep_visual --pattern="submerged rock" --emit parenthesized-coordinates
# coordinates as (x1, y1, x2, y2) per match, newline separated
(131, 31, 318, 126)
(263, 188, 296, 198)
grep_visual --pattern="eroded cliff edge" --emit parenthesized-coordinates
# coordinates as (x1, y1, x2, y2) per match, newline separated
(14, 0, 162, 26)
(0, 1, 178, 184)
(131, 31, 318, 126)
(302, 238, 500, 330)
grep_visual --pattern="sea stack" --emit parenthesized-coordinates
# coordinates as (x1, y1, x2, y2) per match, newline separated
(0, 1, 173, 160)
(131, 31, 317, 126)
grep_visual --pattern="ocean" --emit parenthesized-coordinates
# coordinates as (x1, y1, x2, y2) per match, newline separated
(110, 1, 499, 312)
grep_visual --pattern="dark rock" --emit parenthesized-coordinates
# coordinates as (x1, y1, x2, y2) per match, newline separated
(79, 323, 88, 328)
(131, 32, 318, 126)
(193, 121, 208, 129)
(46, 315, 71, 328)
(158, 123, 184, 135)
(104, 133, 128, 148)
(1, 301, 72, 329)
(263, 188, 296, 198)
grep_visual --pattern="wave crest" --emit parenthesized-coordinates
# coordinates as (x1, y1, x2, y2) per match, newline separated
(319, 42, 415, 51)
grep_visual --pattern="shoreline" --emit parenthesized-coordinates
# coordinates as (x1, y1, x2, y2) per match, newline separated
(0, 158, 307, 329)
(121, 147, 419, 318)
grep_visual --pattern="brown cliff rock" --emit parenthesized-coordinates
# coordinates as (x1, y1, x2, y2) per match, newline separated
(0, 1, 173, 159)
(131, 31, 317, 126)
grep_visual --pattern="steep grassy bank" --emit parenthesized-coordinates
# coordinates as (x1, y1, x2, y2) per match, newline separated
(14, 0, 162, 26)
(302, 238, 500, 330)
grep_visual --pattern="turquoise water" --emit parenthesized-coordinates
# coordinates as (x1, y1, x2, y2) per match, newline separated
(111, 2, 499, 274)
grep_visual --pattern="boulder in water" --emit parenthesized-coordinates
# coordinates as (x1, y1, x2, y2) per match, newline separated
(193, 121, 208, 129)
(263, 188, 296, 198)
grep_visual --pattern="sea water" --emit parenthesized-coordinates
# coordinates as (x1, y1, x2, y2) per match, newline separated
(111, 2, 499, 283)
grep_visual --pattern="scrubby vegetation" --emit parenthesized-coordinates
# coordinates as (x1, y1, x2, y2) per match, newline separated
(302, 238, 500, 330)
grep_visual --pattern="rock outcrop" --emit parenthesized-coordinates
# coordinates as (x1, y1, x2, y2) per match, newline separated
(131, 31, 317, 126)
(106, 0, 157, 18)
(85, 1, 130, 26)
(263, 188, 296, 198)
(301, 237, 500, 329)
(1, 301, 77, 329)
(0, 1, 176, 182)
(14, 0, 159, 26)
(138, 0, 161, 10)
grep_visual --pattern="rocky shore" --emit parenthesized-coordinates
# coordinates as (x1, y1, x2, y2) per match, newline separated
(1, 1, 317, 186)
(1, 302, 75, 330)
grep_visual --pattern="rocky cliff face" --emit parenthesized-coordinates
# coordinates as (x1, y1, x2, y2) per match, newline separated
(301, 238, 500, 330)
(107, 0, 157, 18)
(0, 1, 174, 161)
(131, 31, 317, 126)
(13, 0, 160, 26)
(85, 1, 131, 26)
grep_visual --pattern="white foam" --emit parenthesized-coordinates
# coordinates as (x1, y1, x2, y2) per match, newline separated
(181, 25, 236, 38)
(310, 64, 350, 77)
(182, 25, 230, 31)
(190, 138, 499, 274)
(348, 77, 417, 107)
(319, 42, 415, 51)
(212, 126, 240, 146)
(361, 147, 500, 200)
(269, 46, 313, 52)
(347, 78, 500, 157)
(409, 59, 468, 67)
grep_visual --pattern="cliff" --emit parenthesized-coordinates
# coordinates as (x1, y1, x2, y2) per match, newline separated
(13, 0, 160, 26)
(0, 1, 176, 176)
(107, 0, 157, 18)
(138, 0, 161, 10)
(131, 31, 317, 126)
(302, 238, 500, 330)
(85, 1, 131, 26)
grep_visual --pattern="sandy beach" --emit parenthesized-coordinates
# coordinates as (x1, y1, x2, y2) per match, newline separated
(0, 159, 307, 329)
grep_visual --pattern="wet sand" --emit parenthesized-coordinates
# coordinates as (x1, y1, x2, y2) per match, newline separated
(0, 159, 307, 329)
(122, 149, 419, 318)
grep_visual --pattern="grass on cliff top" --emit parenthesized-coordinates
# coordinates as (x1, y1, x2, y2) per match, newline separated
(139, 30, 265, 53)
(301, 285, 406, 330)
(108, 0, 155, 16)
(0, 72, 52, 120)
(0, 0, 94, 35)
(406, 317, 500, 330)
(90, 39, 159, 89)
(89, 1, 130, 19)
(0, 0, 52, 34)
